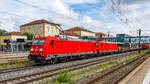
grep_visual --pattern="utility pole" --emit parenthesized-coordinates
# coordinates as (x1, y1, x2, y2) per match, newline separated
(107, 32, 110, 41)
(108, 32, 110, 38)
(138, 29, 142, 53)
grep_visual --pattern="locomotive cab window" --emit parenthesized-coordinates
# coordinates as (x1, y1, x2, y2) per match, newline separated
(32, 39, 45, 45)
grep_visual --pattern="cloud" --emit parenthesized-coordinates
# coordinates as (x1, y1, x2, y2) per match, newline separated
(80, 16, 103, 31)
(121, 0, 150, 4)
(0, 0, 150, 36)
(62, 0, 98, 4)
(0, 0, 80, 31)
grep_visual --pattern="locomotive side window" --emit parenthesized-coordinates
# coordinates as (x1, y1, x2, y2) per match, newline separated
(51, 40, 54, 45)
(32, 39, 45, 45)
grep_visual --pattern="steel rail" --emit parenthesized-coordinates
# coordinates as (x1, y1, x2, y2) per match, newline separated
(0, 51, 136, 84)
(86, 54, 149, 84)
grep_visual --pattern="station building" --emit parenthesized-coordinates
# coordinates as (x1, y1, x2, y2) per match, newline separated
(0, 32, 27, 45)
(0, 32, 27, 51)
(95, 33, 108, 38)
(20, 19, 61, 37)
(64, 27, 95, 37)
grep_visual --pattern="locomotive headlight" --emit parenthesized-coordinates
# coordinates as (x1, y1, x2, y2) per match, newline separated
(31, 48, 34, 51)
(39, 48, 43, 51)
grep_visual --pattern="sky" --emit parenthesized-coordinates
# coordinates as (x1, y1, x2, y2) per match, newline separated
(0, 0, 150, 36)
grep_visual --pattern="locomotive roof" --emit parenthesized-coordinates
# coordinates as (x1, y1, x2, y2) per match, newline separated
(58, 37, 92, 42)
(103, 41, 117, 44)
(34, 36, 92, 42)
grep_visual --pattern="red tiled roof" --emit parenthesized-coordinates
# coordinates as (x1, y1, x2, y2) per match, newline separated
(65, 27, 94, 33)
(9, 32, 24, 35)
(0, 32, 25, 36)
(61, 31, 80, 37)
(20, 19, 59, 27)
(96, 33, 106, 35)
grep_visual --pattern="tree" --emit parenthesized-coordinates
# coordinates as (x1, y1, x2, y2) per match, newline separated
(0, 29, 8, 35)
(24, 32, 34, 40)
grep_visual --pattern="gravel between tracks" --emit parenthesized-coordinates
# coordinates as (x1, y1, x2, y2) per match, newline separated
(0, 51, 137, 82)
(78, 54, 150, 84)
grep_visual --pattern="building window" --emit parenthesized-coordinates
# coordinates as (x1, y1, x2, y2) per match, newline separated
(48, 26, 50, 32)
(23, 28, 25, 32)
(28, 28, 30, 32)
(38, 28, 41, 33)
(56, 29, 59, 35)
(51, 27, 53, 34)
(34, 28, 36, 33)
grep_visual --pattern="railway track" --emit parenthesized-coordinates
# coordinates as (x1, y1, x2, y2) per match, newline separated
(0, 51, 137, 84)
(0, 63, 38, 74)
(85, 53, 150, 84)
(0, 50, 137, 74)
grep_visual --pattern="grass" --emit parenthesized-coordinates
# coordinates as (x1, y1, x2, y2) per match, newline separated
(53, 72, 75, 83)
(41, 49, 150, 84)
(0, 60, 34, 69)
(41, 72, 75, 84)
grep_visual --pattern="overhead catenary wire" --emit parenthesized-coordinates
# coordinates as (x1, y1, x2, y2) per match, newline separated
(12, 0, 111, 32)
(0, 0, 123, 34)
(0, 0, 146, 36)
(0, 10, 34, 20)
(102, 0, 147, 36)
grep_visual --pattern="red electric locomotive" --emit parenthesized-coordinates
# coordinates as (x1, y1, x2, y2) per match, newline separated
(29, 36, 118, 63)
(95, 41, 118, 54)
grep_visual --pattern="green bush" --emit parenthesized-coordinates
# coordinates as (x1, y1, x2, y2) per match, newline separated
(51, 72, 75, 84)
(57, 72, 73, 83)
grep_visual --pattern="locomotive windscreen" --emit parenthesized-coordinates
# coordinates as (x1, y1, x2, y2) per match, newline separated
(32, 39, 45, 45)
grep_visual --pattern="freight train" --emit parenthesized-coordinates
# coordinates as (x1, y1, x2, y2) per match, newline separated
(28, 36, 150, 63)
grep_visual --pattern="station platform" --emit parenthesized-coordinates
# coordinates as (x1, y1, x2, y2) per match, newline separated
(119, 55, 150, 84)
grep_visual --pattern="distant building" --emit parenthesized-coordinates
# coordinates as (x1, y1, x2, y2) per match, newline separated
(0, 32, 27, 45)
(20, 19, 61, 37)
(60, 31, 80, 38)
(116, 34, 131, 42)
(95, 33, 107, 38)
(64, 27, 95, 37)
(116, 34, 150, 43)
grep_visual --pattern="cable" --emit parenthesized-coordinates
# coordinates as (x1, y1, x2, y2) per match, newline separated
(13, 0, 111, 32)
(0, 10, 34, 20)
(14, 0, 77, 21)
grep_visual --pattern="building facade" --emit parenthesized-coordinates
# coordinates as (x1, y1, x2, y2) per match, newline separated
(0, 32, 27, 45)
(60, 31, 80, 38)
(20, 19, 61, 37)
(95, 33, 107, 38)
(64, 27, 95, 37)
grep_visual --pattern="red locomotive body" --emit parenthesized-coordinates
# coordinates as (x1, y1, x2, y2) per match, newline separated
(29, 36, 97, 62)
(95, 41, 118, 54)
